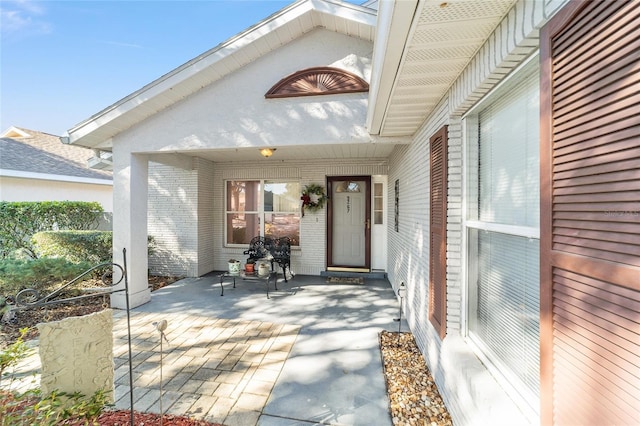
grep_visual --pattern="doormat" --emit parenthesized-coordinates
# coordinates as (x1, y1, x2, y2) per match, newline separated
(326, 276, 365, 285)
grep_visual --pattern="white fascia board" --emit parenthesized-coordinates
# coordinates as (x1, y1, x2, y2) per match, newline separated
(0, 169, 113, 186)
(366, 0, 418, 135)
(1, 126, 32, 138)
(369, 134, 412, 144)
(310, 0, 377, 25)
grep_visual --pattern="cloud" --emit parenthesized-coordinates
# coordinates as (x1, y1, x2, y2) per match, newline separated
(0, 0, 52, 38)
(100, 40, 144, 49)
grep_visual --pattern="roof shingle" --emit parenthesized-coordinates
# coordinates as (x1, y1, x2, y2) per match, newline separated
(0, 127, 112, 181)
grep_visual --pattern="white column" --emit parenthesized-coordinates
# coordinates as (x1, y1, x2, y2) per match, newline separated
(112, 152, 151, 309)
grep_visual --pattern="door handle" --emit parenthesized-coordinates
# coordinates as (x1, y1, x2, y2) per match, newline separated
(366, 218, 371, 230)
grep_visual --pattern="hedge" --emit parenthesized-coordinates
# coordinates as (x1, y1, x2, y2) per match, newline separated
(32, 231, 112, 264)
(31, 231, 157, 264)
(0, 257, 94, 296)
(0, 201, 104, 259)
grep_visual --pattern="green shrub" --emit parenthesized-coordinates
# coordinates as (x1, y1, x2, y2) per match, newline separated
(0, 201, 104, 259)
(32, 231, 112, 264)
(32, 231, 157, 264)
(0, 258, 92, 297)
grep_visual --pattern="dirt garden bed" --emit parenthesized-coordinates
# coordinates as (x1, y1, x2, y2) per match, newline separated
(0, 276, 226, 425)
(0, 276, 178, 349)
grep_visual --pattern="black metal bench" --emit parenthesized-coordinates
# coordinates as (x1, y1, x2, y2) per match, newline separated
(243, 236, 292, 282)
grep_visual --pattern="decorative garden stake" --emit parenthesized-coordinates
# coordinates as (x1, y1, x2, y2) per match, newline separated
(153, 319, 169, 426)
(122, 248, 135, 426)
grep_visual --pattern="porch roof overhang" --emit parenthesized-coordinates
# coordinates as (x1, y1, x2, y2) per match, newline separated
(64, 0, 377, 150)
(366, 0, 517, 137)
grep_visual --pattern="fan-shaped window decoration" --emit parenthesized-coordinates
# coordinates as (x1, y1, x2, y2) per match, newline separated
(265, 67, 369, 98)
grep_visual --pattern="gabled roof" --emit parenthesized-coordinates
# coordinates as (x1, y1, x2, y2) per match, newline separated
(0, 126, 112, 181)
(66, 0, 377, 149)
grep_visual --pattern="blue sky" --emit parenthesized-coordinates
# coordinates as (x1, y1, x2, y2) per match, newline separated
(0, 0, 311, 136)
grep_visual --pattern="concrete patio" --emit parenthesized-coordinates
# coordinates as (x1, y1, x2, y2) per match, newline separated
(7, 273, 407, 426)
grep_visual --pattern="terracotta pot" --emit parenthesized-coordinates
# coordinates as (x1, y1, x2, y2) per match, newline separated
(245, 263, 255, 273)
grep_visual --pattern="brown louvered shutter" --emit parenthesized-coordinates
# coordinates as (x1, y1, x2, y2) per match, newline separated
(540, 1, 640, 425)
(429, 126, 448, 339)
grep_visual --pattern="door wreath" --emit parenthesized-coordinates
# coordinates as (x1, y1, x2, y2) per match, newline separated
(300, 184, 327, 216)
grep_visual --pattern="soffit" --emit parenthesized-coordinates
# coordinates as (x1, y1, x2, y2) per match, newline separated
(181, 141, 396, 163)
(67, 0, 376, 149)
(372, 0, 517, 137)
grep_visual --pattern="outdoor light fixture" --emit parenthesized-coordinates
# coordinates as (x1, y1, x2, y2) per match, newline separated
(398, 281, 407, 346)
(397, 281, 406, 299)
(153, 319, 169, 424)
(395, 282, 406, 345)
(259, 148, 276, 158)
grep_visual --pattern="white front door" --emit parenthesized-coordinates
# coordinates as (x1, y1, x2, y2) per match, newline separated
(327, 177, 370, 271)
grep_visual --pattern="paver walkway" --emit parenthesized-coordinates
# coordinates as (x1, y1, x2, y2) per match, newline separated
(4, 311, 299, 426)
(112, 311, 300, 426)
(3, 274, 403, 426)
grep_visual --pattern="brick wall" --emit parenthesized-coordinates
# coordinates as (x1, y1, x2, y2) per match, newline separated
(213, 159, 388, 276)
(387, 97, 449, 371)
(148, 162, 198, 277)
(196, 158, 216, 276)
(147, 158, 389, 278)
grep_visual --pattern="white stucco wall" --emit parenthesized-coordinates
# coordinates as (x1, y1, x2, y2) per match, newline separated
(113, 29, 373, 154)
(0, 175, 113, 211)
(385, 1, 568, 425)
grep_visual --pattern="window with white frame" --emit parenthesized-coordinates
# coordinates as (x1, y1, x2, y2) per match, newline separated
(225, 180, 300, 246)
(465, 58, 540, 410)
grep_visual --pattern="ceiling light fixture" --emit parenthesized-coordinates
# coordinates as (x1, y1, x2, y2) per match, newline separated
(260, 148, 276, 158)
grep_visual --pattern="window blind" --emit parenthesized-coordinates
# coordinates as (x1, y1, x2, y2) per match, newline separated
(478, 67, 540, 228)
(468, 62, 541, 406)
(471, 230, 540, 397)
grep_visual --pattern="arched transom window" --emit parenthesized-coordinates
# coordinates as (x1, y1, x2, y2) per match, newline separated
(265, 67, 369, 98)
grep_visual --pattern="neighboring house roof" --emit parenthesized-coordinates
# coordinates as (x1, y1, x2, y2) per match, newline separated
(0, 126, 112, 182)
(66, 0, 377, 149)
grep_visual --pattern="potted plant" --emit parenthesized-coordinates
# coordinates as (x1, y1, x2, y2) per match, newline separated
(245, 259, 255, 274)
(228, 259, 241, 276)
(258, 261, 270, 277)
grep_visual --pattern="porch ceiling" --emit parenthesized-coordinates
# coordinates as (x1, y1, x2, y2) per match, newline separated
(167, 141, 396, 163)
(368, 0, 517, 137)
